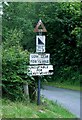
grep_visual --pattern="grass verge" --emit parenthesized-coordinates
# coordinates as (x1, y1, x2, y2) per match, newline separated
(1, 98, 76, 118)
(43, 82, 80, 91)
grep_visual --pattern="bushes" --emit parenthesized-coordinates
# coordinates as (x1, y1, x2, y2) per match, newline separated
(2, 46, 29, 99)
(2, 29, 30, 100)
(48, 66, 80, 85)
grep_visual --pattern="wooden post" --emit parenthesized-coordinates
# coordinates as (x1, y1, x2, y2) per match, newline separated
(28, 80, 36, 102)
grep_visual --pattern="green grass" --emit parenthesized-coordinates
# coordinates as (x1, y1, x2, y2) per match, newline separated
(44, 82, 80, 91)
(1, 98, 76, 118)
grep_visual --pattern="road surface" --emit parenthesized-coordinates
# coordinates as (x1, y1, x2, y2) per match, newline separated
(41, 86, 80, 118)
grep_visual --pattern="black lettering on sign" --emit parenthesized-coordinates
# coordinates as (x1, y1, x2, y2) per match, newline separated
(31, 60, 37, 63)
(32, 55, 38, 58)
(46, 55, 48, 58)
(38, 60, 41, 63)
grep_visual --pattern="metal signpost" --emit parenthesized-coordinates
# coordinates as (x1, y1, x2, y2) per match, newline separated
(28, 20, 53, 105)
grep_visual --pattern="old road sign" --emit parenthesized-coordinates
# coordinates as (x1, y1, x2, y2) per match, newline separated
(30, 53, 50, 65)
(36, 36, 45, 45)
(36, 35, 45, 53)
(34, 20, 47, 32)
(27, 65, 53, 76)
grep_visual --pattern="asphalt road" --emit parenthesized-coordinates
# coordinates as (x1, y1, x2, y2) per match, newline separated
(41, 86, 80, 118)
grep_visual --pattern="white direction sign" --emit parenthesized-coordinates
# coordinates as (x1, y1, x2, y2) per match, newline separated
(30, 53, 50, 65)
(36, 35, 45, 53)
(27, 65, 53, 76)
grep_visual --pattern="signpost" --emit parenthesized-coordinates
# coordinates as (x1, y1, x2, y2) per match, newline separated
(28, 20, 53, 105)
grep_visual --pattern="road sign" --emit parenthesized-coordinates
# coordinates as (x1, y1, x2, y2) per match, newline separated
(27, 65, 53, 76)
(34, 20, 47, 32)
(36, 35, 45, 46)
(36, 35, 45, 53)
(30, 53, 50, 64)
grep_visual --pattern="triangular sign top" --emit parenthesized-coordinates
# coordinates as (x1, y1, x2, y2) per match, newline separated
(34, 20, 47, 32)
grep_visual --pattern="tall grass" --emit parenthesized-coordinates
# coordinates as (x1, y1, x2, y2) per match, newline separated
(1, 98, 76, 118)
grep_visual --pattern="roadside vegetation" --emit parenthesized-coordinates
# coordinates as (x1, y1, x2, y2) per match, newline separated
(43, 65, 80, 91)
(1, 98, 76, 118)
(2, 1, 81, 100)
(1, 2, 81, 118)
(44, 81, 80, 91)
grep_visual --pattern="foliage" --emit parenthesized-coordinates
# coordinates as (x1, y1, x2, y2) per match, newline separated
(44, 82, 80, 91)
(54, 66, 80, 84)
(2, 29, 30, 99)
(3, 3, 81, 65)
(2, 2, 81, 99)
(2, 2, 36, 51)
(36, 2, 81, 85)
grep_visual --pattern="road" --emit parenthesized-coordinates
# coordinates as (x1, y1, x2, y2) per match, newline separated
(41, 86, 80, 118)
